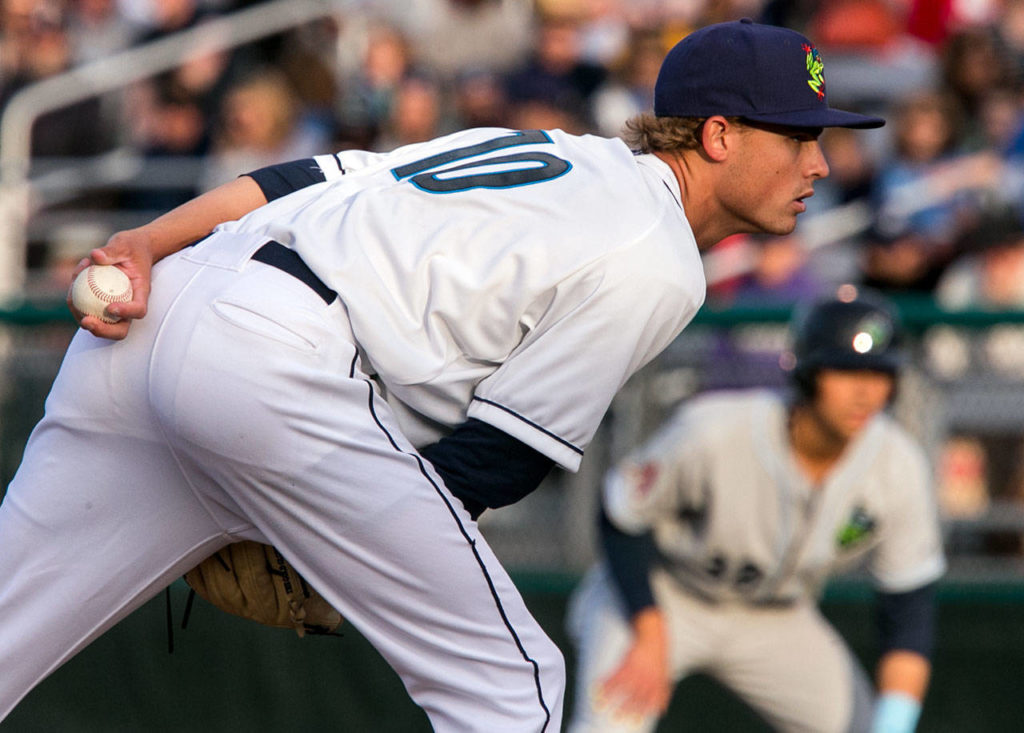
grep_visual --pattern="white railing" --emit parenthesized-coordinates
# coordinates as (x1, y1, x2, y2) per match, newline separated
(0, 0, 352, 305)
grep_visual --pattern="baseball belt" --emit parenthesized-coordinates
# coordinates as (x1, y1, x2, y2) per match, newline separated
(252, 240, 338, 305)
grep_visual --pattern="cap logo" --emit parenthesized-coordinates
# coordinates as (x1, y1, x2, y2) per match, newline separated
(802, 43, 825, 100)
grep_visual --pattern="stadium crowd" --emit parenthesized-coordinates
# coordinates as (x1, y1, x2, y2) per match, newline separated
(3, 0, 1024, 307)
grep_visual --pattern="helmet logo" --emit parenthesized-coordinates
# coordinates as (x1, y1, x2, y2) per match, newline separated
(851, 315, 892, 354)
(852, 331, 874, 353)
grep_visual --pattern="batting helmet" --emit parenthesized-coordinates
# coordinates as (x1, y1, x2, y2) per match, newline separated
(786, 287, 903, 397)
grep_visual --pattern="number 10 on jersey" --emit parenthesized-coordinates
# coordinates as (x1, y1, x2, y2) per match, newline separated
(391, 130, 573, 194)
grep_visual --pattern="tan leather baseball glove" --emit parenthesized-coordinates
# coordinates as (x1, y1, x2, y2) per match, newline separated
(184, 541, 343, 638)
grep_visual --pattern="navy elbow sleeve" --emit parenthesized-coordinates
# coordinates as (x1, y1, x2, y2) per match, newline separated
(876, 582, 938, 659)
(245, 158, 328, 200)
(600, 507, 657, 617)
(420, 419, 554, 519)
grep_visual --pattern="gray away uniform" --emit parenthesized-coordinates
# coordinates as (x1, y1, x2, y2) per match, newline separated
(568, 389, 946, 733)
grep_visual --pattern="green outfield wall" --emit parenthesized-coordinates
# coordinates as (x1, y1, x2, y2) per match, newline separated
(2, 578, 1022, 732)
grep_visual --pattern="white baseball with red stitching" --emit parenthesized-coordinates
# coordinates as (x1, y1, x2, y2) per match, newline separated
(70, 265, 132, 324)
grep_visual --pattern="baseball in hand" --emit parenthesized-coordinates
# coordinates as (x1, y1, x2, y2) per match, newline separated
(70, 265, 133, 324)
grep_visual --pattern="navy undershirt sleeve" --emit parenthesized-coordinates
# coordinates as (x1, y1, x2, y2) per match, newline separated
(244, 158, 327, 201)
(420, 418, 555, 520)
(875, 582, 938, 658)
(599, 506, 658, 617)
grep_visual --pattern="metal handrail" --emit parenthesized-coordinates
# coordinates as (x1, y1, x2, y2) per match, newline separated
(0, 0, 350, 304)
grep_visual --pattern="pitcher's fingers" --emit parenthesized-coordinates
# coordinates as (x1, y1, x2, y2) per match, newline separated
(105, 298, 147, 322)
(78, 314, 130, 340)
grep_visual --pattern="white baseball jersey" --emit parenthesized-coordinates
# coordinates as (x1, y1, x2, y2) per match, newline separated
(603, 389, 946, 603)
(216, 127, 706, 468)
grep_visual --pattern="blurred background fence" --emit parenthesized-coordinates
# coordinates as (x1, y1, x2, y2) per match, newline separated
(4, 300, 1024, 731)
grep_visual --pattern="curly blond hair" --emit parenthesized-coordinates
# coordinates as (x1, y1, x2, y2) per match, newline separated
(622, 113, 745, 153)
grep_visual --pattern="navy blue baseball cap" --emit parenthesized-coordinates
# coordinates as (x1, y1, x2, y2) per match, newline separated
(654, 19, 884, 129)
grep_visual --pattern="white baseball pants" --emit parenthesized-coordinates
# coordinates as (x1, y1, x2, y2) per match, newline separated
(0, 233, 564, 731)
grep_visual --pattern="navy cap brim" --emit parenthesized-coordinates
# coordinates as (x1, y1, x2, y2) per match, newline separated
(742, 107, 884, 129)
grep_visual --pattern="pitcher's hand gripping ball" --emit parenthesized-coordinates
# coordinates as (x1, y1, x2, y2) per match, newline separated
(184, 541, 344, 637)
(70, 265, 132, 323)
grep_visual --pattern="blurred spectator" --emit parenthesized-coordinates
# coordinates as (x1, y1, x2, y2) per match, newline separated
(335, 21, 413, 150)
(272, 19, 340, 143)
(609, 0, 709, 34)
(861, 219, 950, 294)
(199, 68, 328, 190)
(451, 68, 509, 128)
(589, 27, 662, 138)
(66, 0, 138, 64)
(865, 90, 984, 292)
(569, 0, 630, 67)
(121, 75, 208, 211)
(906, 0, 1003, 47)
(63, 0, 142, 152)
(507, 94, 587, 134)
(800, 0, 938, 110)
(375, 0, 535, 81)
(1, 0, 33, 84)
(730, 233, 826, 305)
(759, 0, 820, 30)
(168, 23, 239, 121)
(0, 0, 112, 157)
(134, 0, 206, 43)
(976, 87, 1024, 153)
(810, 126, 877, 211)
(131, 0, 259, 130)
(1002, 0, 1024, 77)
(503, 11, 607, 129)
(371, 73, 453, 151)
(705, 232, 826, 306)
(936, 203, 1024, 310)
(799, 124, 881, 301)
(940, 25, 1020, 148)
(809, 0, 903, 50)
